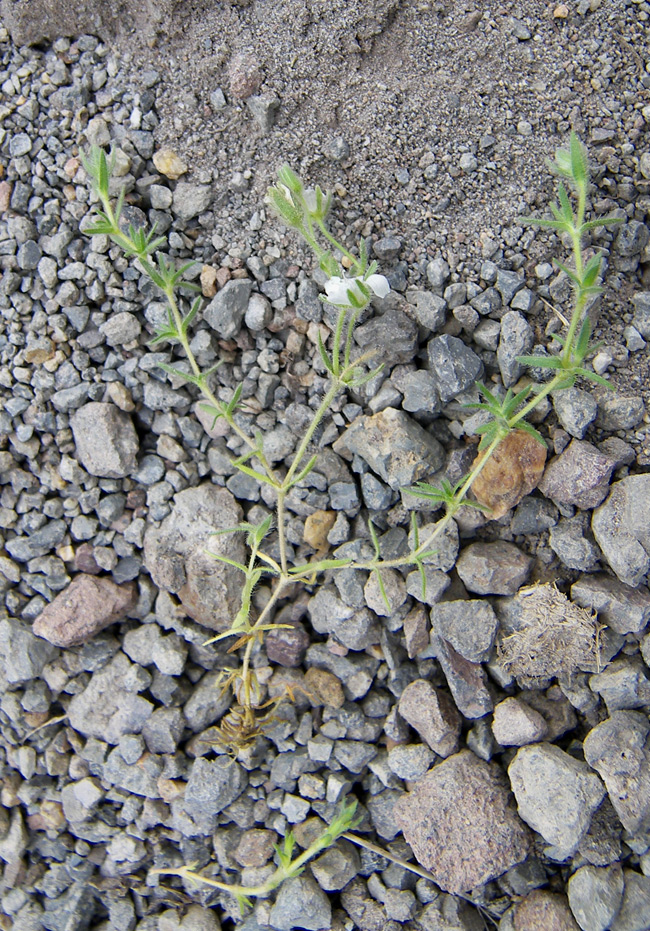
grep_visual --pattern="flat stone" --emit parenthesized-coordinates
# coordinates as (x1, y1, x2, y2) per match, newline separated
(32, 574, 137, 647)
(492, 697, 548, 747)
(269, 875, 332, 930)
(394, 750, 532, 894)
(431, 634, 494, 718)
(354, 308, 419, 367)
(508, 743, 606, 860)
(427, 334, 483, 402)
(70, 402, 139, 478)
(203, 279, 252, 339)
(143, 484, 245, 631)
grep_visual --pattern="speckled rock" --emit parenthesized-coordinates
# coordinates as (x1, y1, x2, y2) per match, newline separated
(456, 541, 533, 595)
(398, 679, 462, 757)
(32, 574, 138, 647)
(393, 750, 532, 894)
(514, 890, 580, 931)
(70, 402, 139, 478)
(592, 475, 650, 587)
(539, 440, 616, 510)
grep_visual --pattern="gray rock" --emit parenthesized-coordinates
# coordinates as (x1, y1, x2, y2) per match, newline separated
(456, 541, 532, 595)
(246, 93, 280, 131)
(308, 586, 381, 651)
(614, 220, 650, 256)
(427, 334, 483, 402)
(471, 286, 502, 316)
(426, 257, 451, 291)
(70, 403, 139, 478)
(592, 475, 650, 587)
(539, 439, 616, 509)
(596, 395, 645, 431)
(496, 269, 525, 304)
(40, 883, 95, 931)
(497, 311, 534, 387)
(143, 484, 245, 631)
(431, 634, 494, 718)
(363, 568, 407, 617)
(333, 740, 377, 774)
(203, 279, 253, 338)
(122, 623, 187, 676)
(333, 407, 445, 489)
(583, 711, 650, 833)
(399, 369, 441, 415)
(430, 599, 498, 663)
(103, 746, 163, 798)
(394, 750, 532, 894)
(553, 388, 598, 439)
(492, 697, 548, 747)
(387, 743, 435, 780)
(444, 282, 467, 309)
(171, 182, 212, 221)
(5, 519, 67, 561)
(398, 679, 461, 757)
(571, 574, 650, 635)
(245, 292, 272, 331)
(549, 517, 600, 571)
(354, 308, 419, 367)
(567, 864, 624, 931)
(360, 471, 394, 509)
(590, 656, 650, 713)
(269, 875, 332, 930)
(175, 757, 246, 835)
(141, 707, 185, 753)
(183, 668, 233, 731)
(508, 743, 606, 859)
(511, 497, 558, 534)
(0, 616, 58, 685)
(310, 841, 360, 892)
(406, 290, 447, 331)
(632, 293, 650, 338)
(305, 643, 379, 700)
(100, 312, 142, 346)
(67, 651, 153, 743)
(611, 871, 650, 931)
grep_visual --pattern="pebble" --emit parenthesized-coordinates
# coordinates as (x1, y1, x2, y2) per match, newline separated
(567, 864, 624, 931)
(32, 574, 137, 647)
(492, 697, 549, 747)
(269, 875, 331, 931)
(592, 475, 650, 587)
(539, 439, 617, 509)
(429, 599, 498, 662)
(398, 679, 461, 757)
(70, 403, 139, 478)
(456, 541, 532, 595)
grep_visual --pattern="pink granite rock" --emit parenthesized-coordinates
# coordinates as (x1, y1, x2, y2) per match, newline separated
(33, 574, 137, 647)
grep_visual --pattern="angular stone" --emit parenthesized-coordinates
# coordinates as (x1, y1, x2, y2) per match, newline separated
(174, 757, 246, 835)
(571, 575, 650, 636)
(456, 541, 532, 595)
(0, 616, 58, 686)
(508, 743, 606, 859)
(70, 403, 139, 478)
(333, 407, 445, 489)
(427, 334, 483, 402)
(471, 430, 547, 519)
(539, 439, 616, 509)
(592, 475, 650, 587)
(429, 599, 498, 662)
(68, 652, 153, 744)
(567, 864, 624, 931)
(497, 311, 534, 387)
(431, 634, 494, 718)
(492, 697, 548, 747)
(514, 890, 580, 931)
(394, 750, 532, 894)
(583, 711, 650, 834)
(611, 871, 650, 931)
(143, 484, 245, 631)
(398, 679, 461, 757)
(203, 279, 252, 339)
(354, 308, 419, 367)
(33, 574, 137, 647)
(269, 875, 332, 931)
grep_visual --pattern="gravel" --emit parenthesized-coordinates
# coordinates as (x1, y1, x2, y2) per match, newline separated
(2, 3, 650, 928)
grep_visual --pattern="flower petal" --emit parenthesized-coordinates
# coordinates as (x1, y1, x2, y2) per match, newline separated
(367, 274, 390, 299)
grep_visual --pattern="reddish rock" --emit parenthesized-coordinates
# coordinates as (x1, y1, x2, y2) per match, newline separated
(514, 890, 579, 931)
(0, 180, 12, 213)
(393, 750, 532, 894)
(266, 621, 310, 667)
(74, 543, 102, 575)
(32, 574, 137, 647)
(228, 52, 263, 99)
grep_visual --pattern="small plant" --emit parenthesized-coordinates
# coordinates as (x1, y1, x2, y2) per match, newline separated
(81, 134, 619, 909)
(151, 799, 361, 913)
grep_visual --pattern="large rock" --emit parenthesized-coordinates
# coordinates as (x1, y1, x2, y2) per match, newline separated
(33, 574, 138, 647)
(70, 402, 139, 478)
(143, 484, 245, 631)
(592, 475, 650, 587)
(67, 652, 153, 743)
(508, 743, 606, 860)
(583, 711, 650, 834)
(539, 439, 616, 510)
(393, 750, 532, 894)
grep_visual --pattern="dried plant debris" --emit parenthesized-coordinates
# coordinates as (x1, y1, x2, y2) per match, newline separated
(498, 582, 601, 683)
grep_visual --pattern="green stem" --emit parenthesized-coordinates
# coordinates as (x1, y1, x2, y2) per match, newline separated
(283, 379, 341, 489)
(316, 217, 359, 267)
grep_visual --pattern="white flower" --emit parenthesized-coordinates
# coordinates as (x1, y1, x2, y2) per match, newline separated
(324, 273, 390, 307)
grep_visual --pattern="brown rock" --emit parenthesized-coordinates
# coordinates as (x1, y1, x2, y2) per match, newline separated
(200, 264, 218, 298)
(538, 439, 616, 509)
(228, 52, 263, 99)
(303, 510, 336, 550)
(398, 679, 461, 757)
(514, 890, 579, 931)
(492, 697, 548, 747)
(403, 604, 430, 658)
(304, 667, 345, 709)
(432, 635, 494, 719)
(471, 430, 546, 519)
(393, 750, 532, 894)
(266, 621, 310, 667)
(74, 543, 102, 575)
(32, 574, 137, 647)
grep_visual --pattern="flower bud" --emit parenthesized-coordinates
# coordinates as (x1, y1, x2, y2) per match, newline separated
(277, 164, 303, 195)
